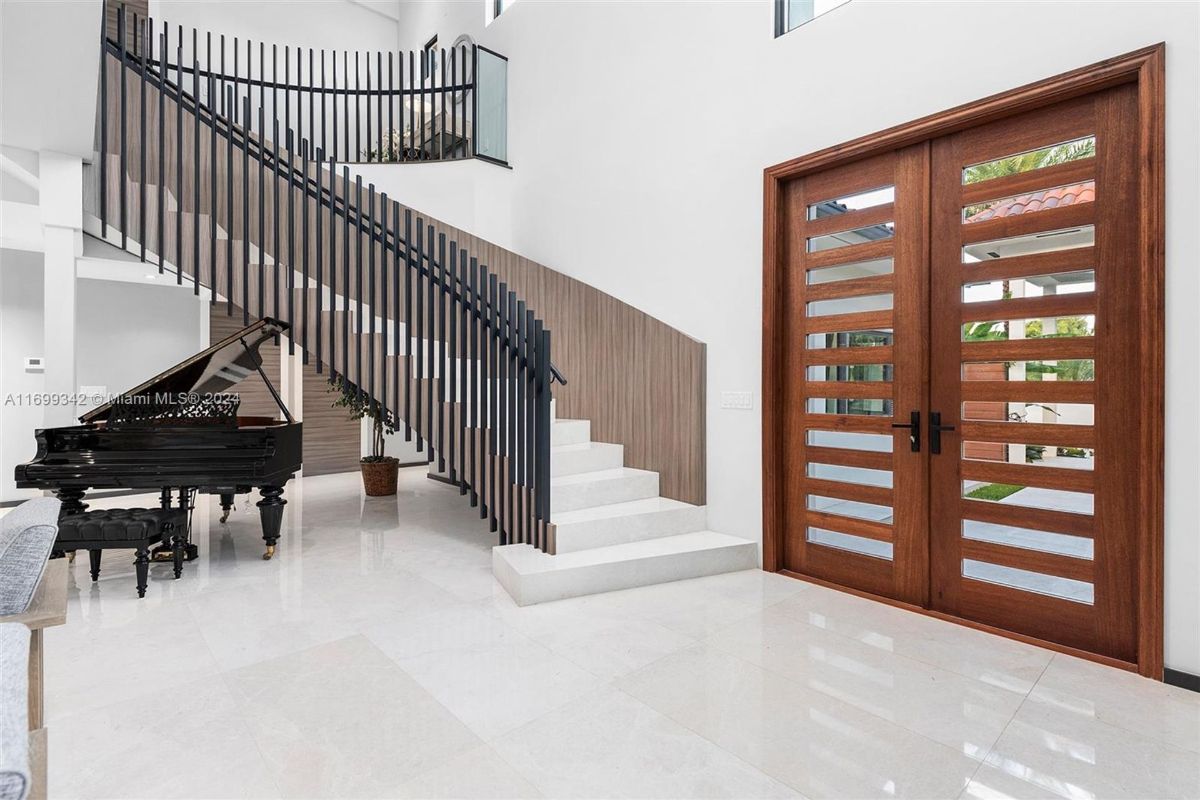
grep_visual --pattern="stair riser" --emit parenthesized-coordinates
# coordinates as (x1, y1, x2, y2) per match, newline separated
(551, 472, 658, 512)
(493, 542, 758, 606)
(551, 420, 590, 447)
(553, 505, 708, 554)
(550, 444, 624, 477)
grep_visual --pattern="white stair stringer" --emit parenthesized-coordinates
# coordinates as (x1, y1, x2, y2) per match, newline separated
(494, 419, 759, 606)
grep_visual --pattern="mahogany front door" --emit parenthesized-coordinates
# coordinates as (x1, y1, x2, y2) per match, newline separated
(770, 60, 1161, 671)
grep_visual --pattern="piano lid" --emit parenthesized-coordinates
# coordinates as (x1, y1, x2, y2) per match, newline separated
(80, 318, 291, 424)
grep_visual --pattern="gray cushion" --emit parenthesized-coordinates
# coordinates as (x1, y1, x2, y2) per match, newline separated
(0, 498, 60, 617)
(0, 623, 30, 800)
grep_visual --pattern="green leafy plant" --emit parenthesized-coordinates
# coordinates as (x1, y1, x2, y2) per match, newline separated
(329, 376, 396, 462)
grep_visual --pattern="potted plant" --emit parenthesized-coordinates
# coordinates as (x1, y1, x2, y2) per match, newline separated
(330, 377, 399, 496)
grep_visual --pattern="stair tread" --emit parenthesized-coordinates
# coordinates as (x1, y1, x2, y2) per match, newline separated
(498, 531, 753, 573)
(551, 496, 698, 525)
(550, 467, 655, 487)
(552, 441, 619, 454)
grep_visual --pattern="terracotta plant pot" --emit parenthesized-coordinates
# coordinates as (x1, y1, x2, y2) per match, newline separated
(360, 458, 400, 496)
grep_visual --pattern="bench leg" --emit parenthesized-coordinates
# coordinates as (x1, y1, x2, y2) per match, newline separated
(172, 532, 185, 579)
(134, 545, 150, 598)
(89, 550, 102, 582)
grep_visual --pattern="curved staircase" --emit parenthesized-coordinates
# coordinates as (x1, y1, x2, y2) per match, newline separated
(88, 4, 756, 604)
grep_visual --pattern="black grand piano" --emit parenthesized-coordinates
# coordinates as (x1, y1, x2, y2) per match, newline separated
(15, 318, 302, 560)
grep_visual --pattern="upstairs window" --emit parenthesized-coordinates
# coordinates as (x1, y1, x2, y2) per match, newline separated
(775, 0, 851, 37)
(489, 0, 515, 24)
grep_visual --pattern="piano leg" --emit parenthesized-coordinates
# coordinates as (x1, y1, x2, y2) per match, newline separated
(256, 485, 286, 560)
(219, 493, 235, 524)
(55, 487, 88, 517)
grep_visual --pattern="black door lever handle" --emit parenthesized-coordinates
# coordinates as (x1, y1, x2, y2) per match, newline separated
(930, 411, 956, 455)
(891, 410, 921, 452)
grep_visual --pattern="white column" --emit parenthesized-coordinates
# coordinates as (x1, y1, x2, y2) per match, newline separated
(38, 151, 83, 428)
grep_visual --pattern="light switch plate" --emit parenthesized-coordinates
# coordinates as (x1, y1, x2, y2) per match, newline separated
(720, 391, 753, 410)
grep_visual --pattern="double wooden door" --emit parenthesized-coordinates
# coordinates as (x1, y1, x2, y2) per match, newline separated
(775, 82, 1155, 667)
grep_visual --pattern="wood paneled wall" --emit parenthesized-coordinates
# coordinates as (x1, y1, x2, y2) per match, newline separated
(301, 364, 361, 476)
(403, 214, 708, 505)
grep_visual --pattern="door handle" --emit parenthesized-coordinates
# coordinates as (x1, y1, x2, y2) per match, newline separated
(930, 411, 955, 455)
(891, 410, 921, 452)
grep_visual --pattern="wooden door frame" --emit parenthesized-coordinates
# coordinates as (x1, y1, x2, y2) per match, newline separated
(762, 44, 1165, 678)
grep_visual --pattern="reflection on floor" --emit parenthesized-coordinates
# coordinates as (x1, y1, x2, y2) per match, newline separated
(34, 470, 1200, 799)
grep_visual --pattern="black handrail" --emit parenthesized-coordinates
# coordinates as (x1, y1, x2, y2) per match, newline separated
(104, 35, 564, 386)
(96, 4, 557, 550)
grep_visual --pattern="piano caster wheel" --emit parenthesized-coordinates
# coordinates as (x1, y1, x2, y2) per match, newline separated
(219, 510, 231, 524)
(68, 551, 77, 563)
(262, 545, 276, 561)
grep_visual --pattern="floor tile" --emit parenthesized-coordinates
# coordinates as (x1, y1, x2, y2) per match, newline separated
(397, 638, 605, 740)
(493, 686, 801, 799)
(48, 676, 280, 799)
(765, 585, 1054, 694)
(984, 693, 1200, 800)
(394, 744, 544, 799)
(704, 601, 1024, 756)
(1028, 653, 1200, 754)
(359, 599, 530, 661)
(223, 635, 482, 798)
(619, 644, 980, 799)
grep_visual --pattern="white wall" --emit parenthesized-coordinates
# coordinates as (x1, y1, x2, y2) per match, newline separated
(0, 1, 102, 158)
(0, 248, 46, 502)
(369, 0, 1200, 674)
(75, 277, 204, 402)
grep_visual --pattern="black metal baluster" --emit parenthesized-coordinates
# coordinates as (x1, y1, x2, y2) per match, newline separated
(320, 50, 327, 158)
(331, 50, 338, 162)
(232, 36, 239, 124)
(242, 94, 250, 322)
(118, 6, 127, 250)
(488, 273, 500, 535)
(272, 45, 280, 322)
(524, 308, 536, 542)
(499, 285, 511, 541)
(307, 48, 314, 156)
(314, 149, 324, 369)
(368, 186, 376, 403)
(193, 32, 201, 295)
(354, 176, 364, 401)
(478, 262, 491, 518)
(226, 86, 234, 315)
(299, 142, 310, 358)
(448, 241, 459, 483)
(536, 326, 552, 550)
(175, 26, 183, 283)
(99, 0, 108, 237)
(355, 51, 361, 160)
(376, 52, 383, 159)
(342, 166, 350, 385)
(458, 248, 469, 495)
(343, 51, 349, 162)
(393, 202, 402, 430)
(157, 30, 165, 271)
(508, 292, 518, 540)
(328, 157, 337, 375)
(469, 257, 480, 508)
(138, 17, 146, 262)
(380, 193, 389, 415)
(408, 51, 416, 160)
(365, 53, 372, 160)
(209, 33, 218, 303)
(515, 299, 526, 542)
(436, 233, 447, 473)
(288, 130, 296, 358)
(388, 52, 395, 160)
(220, 34, 226, 118)
(404, 208, 414, 443)
(439, 47, 446, 160)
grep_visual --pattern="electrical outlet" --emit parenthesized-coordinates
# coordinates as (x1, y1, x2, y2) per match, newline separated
(720, 391, 753, 410)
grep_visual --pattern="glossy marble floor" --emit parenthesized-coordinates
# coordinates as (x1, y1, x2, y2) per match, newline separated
(28, 470, 1199, 799)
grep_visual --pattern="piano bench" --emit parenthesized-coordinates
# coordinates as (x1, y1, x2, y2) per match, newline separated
(55, 509, 188, 598)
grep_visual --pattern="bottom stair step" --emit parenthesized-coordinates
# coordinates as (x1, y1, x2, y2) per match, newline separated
(492, 531, 758, 606)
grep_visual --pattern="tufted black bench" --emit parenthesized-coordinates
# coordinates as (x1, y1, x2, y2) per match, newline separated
(55, 508, 188, 597)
